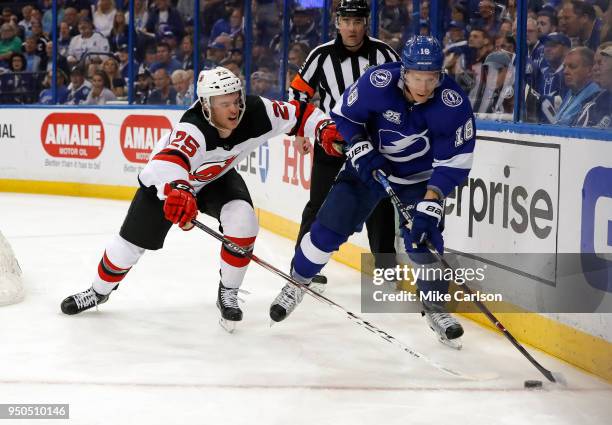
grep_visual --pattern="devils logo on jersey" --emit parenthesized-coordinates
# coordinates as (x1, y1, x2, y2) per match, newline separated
(191, 156, 238, 182)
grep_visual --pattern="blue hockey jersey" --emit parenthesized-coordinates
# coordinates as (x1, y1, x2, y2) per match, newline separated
(330, 62, 475, 197)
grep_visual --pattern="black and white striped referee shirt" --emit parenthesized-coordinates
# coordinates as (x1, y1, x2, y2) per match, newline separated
(288, 35, 400, 113)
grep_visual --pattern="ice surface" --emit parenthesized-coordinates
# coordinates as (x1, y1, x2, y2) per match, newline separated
(0, 193, 610, 425)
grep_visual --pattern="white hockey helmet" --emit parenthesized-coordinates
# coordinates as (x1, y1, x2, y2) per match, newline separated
(196, 66, 245, 127)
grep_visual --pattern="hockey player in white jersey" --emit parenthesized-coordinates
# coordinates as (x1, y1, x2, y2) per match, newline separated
(269, 36, 476, 348)
(60, 67, 342, 332)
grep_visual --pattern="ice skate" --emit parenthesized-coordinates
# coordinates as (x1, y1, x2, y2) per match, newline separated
(217, 283, 247, 333)
(309, 274, 327, 294)
(269, 281, 308, 323)
(421, 300, 464, 350)
(61, 286, 111, 315)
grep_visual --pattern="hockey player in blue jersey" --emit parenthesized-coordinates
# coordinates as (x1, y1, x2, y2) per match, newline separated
(269, 36, 476, 348)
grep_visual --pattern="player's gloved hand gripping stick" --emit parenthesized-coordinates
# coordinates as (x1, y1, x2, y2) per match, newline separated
(315, 119, 345, 157)
(373, 169, 566, 385)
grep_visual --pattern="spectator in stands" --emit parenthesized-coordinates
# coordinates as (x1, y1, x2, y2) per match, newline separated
(444, 21, 470, 82)
(65, 65, 91, 104)
(479, 50, 514, 114)
(145, 0, 184, 41)
(58, 22, 72, 57)
(147, 68, 176, 104)
(471, 0, 501, 36)
(102, 56, 126, 97)
(62, 7, 80, 37)
(530, 32, 571, 123)
(498, 18, 513, 37)
(559, 1, 601, 50)
(502, 0, 517, 21)
(160, 30, 180, 54)
(38, 69, 69, 104)
(229, 46, 243, 68)
(450, 2, 468, 27)
(41, 0, 63, 35)
(287, 42, 308, 67)
(108, 10, 128, 52)
(170, 68, 191, 106)
(45, 41, 70, 76)
(23, 36, 42, 72)
(84, 70, 117, 104)
(554, 46, 600, 125)
(64, 0, 92, 17)
(532, 10, 558, 68)
(149, 41, 181, 74)
(526, 17, 539, 54)
(86, 60, 102, 80)
(178, 35, 193, 70)
(93, 0, 117, 37)
(210, 7, 243, 42)
(379, 0, 410, 45)
(465, 27, 494, 97)
(272, 7, 319, 53)
(17, 5, 33, 37)
(142, 45, 157, 69)
(219, 57, 242, 82)
(133, 64, 152, 104)
(574, 42, 612, 128)
(177, 0, 200, 22)
(600, 4, 612, 43)
(114, 44, 133, 82)
(1, 52, 35, 103)
(0, 23, 22, 67)
(29, 19, 48, 64)
(126, 0, 149, 33)
(495, 33, 516, 53)
(1, 8, 12, 26)
(67, 17, 110, 62)
(203, 42, 227, 69)
(250, 70, 276, 98)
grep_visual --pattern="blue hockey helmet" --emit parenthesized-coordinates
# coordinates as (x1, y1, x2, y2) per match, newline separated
(401, 36, 444, 73)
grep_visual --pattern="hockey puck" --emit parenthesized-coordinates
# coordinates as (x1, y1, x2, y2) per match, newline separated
(524, 380, 543, 389)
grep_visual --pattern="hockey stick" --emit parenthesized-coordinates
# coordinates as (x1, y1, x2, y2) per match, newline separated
(191, 218, 492, 381)
(374, 170, 565, 384)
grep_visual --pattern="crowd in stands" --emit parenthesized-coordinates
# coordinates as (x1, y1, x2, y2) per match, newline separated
(0, 0, 609, 128)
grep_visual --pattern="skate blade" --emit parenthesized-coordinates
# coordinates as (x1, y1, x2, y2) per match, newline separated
(438, 335, 462, 350)
(219, 318, 237, 334)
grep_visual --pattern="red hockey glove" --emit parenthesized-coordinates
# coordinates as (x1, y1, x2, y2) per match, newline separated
(163, 180, 198, 230)
(315, 119, 345, 157)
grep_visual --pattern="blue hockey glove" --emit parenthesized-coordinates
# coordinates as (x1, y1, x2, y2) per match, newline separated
(404, 199, 445, 254)
(345, 140, 392, 192)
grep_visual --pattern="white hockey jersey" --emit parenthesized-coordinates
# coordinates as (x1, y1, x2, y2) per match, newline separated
(139, 95, 328, 199)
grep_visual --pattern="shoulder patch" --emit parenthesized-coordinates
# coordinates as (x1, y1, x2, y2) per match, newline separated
(369, 69, 392, 88)
(347, 85, 358, 106)
(441, 89, 463, 107)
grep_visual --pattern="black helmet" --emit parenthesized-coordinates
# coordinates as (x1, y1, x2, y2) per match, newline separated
(336, 0, 369, 18)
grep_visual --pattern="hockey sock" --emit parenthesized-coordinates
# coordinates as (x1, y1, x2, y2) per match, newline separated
(408, 250, 450, 305)
(93, 235, 145, 295)
(219, 200, 259, 289)
(292, 220, 347, 280)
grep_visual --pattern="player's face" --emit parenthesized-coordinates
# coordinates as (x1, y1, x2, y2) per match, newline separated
(210, 92, 242, 131)
(403, 70, 440, 103)
(338, 16, 367, 49)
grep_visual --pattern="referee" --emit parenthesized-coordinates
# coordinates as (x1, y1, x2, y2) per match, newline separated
(288, 0, 400, 285)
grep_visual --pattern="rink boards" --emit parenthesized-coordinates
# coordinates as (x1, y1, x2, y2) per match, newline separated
(0, 106, 610, 382)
